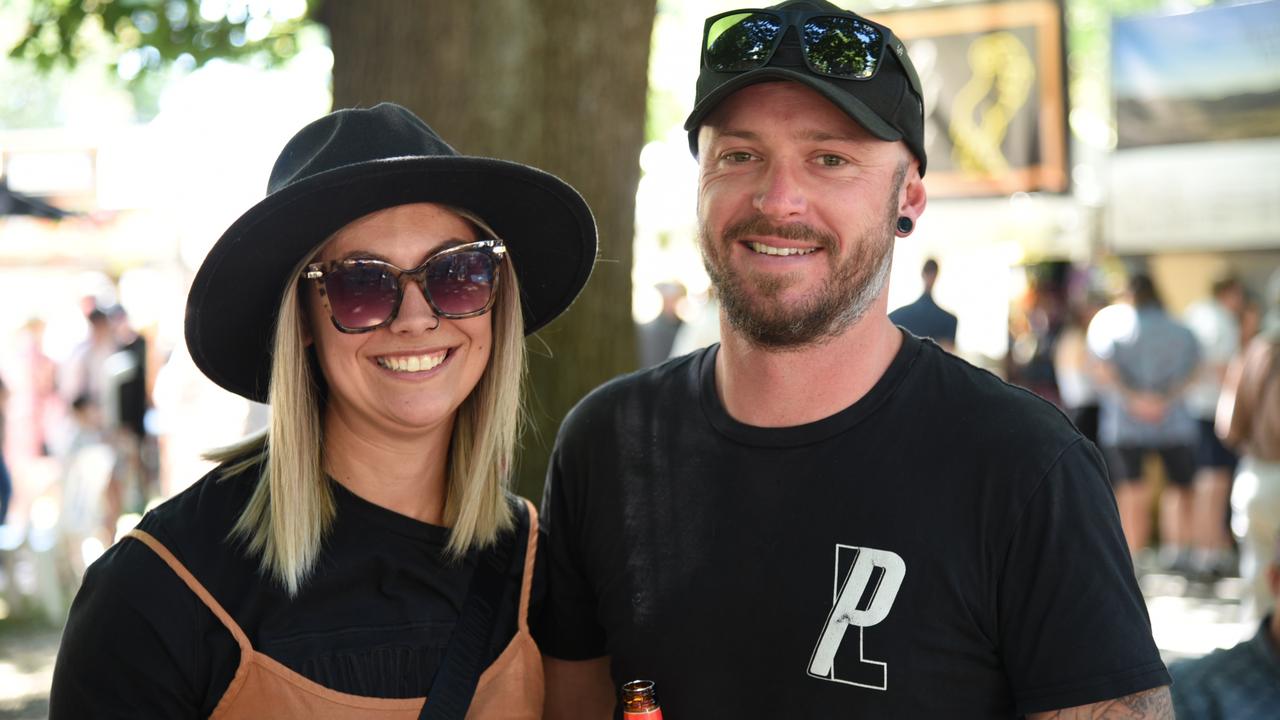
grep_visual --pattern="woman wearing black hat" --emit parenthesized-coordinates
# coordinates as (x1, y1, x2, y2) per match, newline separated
(49, 103, 596, 719)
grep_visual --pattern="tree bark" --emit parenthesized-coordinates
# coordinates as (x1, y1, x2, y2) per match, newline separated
(321, 0, 652, 500)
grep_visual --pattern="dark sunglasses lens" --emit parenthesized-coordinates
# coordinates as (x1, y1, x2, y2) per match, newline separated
(802, 16, 882, 79)
(326, 263, 400, 329)
(425, 251, 496, 317)
(705, 12, 783, 72)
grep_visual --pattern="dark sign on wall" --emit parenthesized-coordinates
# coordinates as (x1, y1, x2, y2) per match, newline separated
(873, 0, 1068, 197)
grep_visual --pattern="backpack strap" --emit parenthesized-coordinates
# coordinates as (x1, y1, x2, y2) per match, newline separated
(417, 497, 529, 720)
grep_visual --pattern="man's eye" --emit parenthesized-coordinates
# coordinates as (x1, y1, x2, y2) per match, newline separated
(818, 155, 846, 167)
(723, 151, 755, 163)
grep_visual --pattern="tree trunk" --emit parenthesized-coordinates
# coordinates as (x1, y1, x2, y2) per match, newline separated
(321, 0, 652, 500)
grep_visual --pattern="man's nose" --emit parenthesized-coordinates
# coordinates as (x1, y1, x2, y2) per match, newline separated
(753, 161, 807, 220)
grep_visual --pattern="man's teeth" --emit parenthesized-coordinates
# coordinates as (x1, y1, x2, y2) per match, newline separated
(377, 352, 447, 372)
(748, 242, 817, 257)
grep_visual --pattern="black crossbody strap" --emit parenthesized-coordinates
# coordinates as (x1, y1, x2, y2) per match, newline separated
(418, 498, 527, 720)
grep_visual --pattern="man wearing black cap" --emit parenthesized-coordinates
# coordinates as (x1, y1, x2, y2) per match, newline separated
(538, 2, 1172, 717)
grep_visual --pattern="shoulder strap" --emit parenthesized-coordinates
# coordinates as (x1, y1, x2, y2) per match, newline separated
(418, 497, 530, 720)
(516, 499, 538, 633)
(125, 529, 254, 655)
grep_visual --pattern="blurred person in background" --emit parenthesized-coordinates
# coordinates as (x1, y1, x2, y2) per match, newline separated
(1170, 529, 1280, 719)
(54, 393, 113, 587)
(668, 286, 722, 358)
(1053, 292, 1106, 446)
(890, 257, 957, 351)
(103, 304, 154, 517)
(58, 307, 116, 416)
(1217, 267, 1280, 623)
(1183, 275, 1246, 579)
(1087, 273, 1201, 562)
(0, 373, 10, 526)
(50, 103, 596, 718)
(9, 317, 59, 460)
(636, 281, 686, 367)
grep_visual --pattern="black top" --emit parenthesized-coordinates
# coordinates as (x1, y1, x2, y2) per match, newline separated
(50, 462, 538, 718)
(536, 333, 1169, 718)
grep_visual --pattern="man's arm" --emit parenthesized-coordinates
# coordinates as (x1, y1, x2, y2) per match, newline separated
(1028, 686, 1174, 719)
(543, 655, 614, 720)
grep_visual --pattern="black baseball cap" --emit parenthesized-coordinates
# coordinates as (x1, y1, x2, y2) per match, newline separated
(684, 0, 927, 175)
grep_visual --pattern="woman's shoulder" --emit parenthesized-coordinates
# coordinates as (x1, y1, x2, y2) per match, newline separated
(135, 459, 262, 569)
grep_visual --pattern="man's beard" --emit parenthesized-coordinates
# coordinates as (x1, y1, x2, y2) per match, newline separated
(699, 169, 903, 350)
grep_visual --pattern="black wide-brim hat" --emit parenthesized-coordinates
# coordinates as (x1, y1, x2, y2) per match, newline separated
(186, 102, 597, 402)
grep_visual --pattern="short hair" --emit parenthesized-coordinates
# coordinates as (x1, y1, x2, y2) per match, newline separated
(1211, 275, 1242, 298)
(209, 205, 526, 595)
(922, 259, 939, 277)
(1128, 274, 1163, 309)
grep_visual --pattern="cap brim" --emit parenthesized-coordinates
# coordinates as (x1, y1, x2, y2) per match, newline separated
(683, 67, 903, 153)
(186, 156, 596, 402)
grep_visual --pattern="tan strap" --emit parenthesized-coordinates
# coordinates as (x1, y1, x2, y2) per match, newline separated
(517, 498, 538, 633)
(126, 529, 253, 654)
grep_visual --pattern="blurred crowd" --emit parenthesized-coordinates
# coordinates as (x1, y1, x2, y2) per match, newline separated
(1008, 264, 1280, 626)
(0, 278, 269, 624)
(0, 293, 154, 619)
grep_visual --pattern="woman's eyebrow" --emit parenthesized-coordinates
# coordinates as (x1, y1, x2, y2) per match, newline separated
(335, 238, 473, 265)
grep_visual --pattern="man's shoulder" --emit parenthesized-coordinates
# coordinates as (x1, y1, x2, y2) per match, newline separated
(563, 348, 705, 425)
(911, 343, 1082, 454)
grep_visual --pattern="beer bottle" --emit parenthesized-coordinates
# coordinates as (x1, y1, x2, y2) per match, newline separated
(620, 679, 663, 719)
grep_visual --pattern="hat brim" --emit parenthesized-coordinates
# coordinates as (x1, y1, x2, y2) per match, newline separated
(186, 156, 596, 402)
(683, 67, 903, 154)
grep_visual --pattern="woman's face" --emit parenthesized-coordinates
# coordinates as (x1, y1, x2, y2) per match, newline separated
(306, 203, 494, 441)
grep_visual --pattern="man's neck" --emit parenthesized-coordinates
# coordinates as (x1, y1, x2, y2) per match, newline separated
(714, 310, 903, 428)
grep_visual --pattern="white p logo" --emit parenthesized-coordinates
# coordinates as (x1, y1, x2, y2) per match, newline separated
(807, 545, 906, 691)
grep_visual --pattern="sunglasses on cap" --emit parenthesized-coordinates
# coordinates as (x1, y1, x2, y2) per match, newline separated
(702, 8, 922, 98)
(304, 240, 505, 333)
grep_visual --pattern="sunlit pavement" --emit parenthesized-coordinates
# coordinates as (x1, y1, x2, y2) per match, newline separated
(0, 621, 57, 720)
(1143, 572, 1255, 665)
(0, 554, 1257, 719)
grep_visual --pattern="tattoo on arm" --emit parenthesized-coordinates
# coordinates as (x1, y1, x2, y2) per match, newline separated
(1028, 686, 1174, 719)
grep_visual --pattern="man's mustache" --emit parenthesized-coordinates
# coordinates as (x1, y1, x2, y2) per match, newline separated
(720, 215, 836, 251)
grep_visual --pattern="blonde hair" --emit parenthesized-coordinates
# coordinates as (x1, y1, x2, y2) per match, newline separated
(208, 206, 526, 595)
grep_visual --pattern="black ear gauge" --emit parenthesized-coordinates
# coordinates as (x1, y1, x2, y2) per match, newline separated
(896, 216, 914, 234)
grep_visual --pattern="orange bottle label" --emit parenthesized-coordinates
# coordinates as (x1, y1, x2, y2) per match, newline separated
(623, 710, 663, 720)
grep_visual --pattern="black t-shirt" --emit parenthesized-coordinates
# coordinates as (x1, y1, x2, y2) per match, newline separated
(536, 334, 1169, 718)
(50, 462, 536, 718)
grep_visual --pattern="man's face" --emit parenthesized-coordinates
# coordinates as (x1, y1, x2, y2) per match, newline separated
(696, 81, 916, 349)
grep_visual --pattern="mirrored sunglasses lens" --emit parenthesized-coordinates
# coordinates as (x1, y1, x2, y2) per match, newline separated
(326, 264, 400, 329)
(706, 12, 783, 72)
(426, 251, 495, 317)
(802, 16, 882, 79)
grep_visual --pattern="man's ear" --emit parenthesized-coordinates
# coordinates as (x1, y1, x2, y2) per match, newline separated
(897, 157, 927, 226)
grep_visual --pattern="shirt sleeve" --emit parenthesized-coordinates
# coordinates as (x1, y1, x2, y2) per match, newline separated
(998, 439, 1171, 715)
(49, 536, 206, 719)
(532, 412, 610, 661)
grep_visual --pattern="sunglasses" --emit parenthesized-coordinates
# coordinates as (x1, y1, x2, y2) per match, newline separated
(303, 240, 505, 333)
(702, 8, 922, 97)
